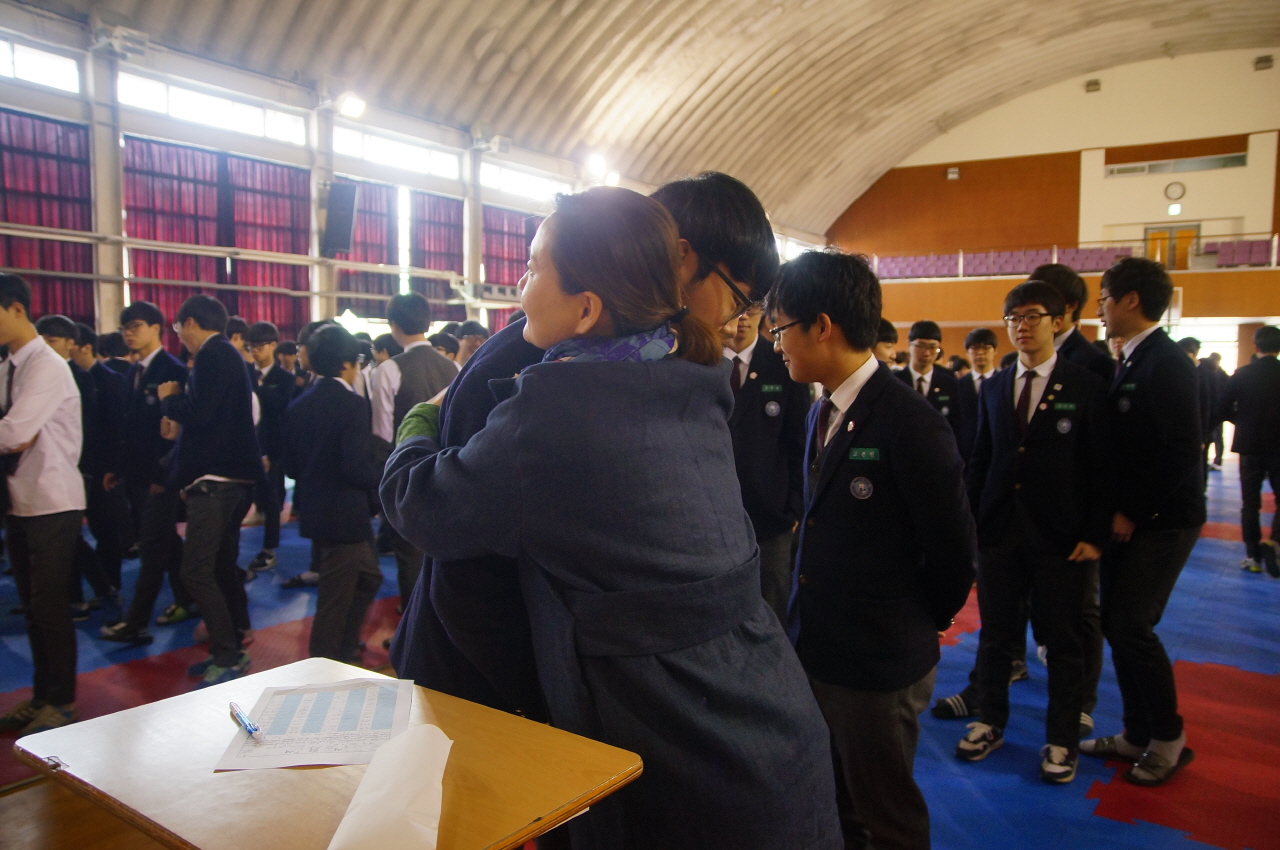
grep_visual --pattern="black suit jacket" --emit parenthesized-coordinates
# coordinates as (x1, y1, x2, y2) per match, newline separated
(1110, 329, 1205, 530)
(283, 378, 380, 543)
(953, 370, 1000, 464)
(69, 362, 96, 474)
(253, 363, 296, 460)
(118, 349, 188, 486)
(103, 357, 132, 377)
(727, 336, 810, 540)
(1216, 355, 1280, 456)
(895, 366, 961, 436)
(967, 358, 1112, 553)
(84, 361, 125, 479)
(161, 334, 263, 490)
(1057, 326, 1115, 383)
(792, 362, 976, 691)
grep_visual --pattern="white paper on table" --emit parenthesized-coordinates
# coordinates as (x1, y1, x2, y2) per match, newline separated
(215, 678, 414, 770)
(327, 723, 454, 850)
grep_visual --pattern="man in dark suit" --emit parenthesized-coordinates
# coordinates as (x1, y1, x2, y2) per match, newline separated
(244, 321, 295, 574)
(1202, 352, 1229, 469)
(895, 320, 961, 437)
(724, 305, 810, 620)
(768, 251, 976, 850)
(1215, 325, 1280, 576)
(96, 331, 133, 376)
(99, 301, 191, 646)
(283, 325, 383, 663)
(158, 295, 263, 687)
(1080, 257, 1204, 787)
(953, 328, 999, 465)
(1031, 263, 1114, 383)
(955, 281, 1111, 784)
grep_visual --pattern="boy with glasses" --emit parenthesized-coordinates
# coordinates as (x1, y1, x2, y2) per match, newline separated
(895, 321, 961, 437)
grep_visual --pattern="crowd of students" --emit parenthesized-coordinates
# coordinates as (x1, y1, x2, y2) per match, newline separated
(0, 168, 1275, 849)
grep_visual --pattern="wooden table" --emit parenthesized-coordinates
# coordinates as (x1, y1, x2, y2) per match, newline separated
(14, 658, 642, 850)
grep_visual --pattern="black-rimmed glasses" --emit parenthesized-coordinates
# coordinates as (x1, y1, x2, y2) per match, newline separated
(710, 267, 760, 324)
(1003, 312, 1053, 328)
(767, 319, 802, 341)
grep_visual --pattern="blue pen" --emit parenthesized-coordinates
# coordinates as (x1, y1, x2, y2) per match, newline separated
(229, 701, 264, 743)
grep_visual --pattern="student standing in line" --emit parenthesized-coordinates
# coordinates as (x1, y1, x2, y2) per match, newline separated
(1031, 263, 1115, 383)
(1215, 325, 1280, 576)
(0, 275, 87, 735)
(767, 251, 975, 850)
(284, 325, 382, 663)
(954, 327, 999, 465)
(954, 281, 1111, 785)
(1081, 257, 1204, 786)
(454, 320, 490, 366)
(244, 321, 294, 575)
(96, 331, 133, 376)
(874, 318, 899, 364)
(1203, 352, 1229, 471)
(427, 332, 461, 368)
(896, 320, 961, 436)
(383, 187, 840, 850)
(99, 302, 191, 645)
(158, 296, 262, 687)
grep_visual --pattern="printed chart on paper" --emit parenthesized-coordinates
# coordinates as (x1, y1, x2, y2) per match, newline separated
(215, 678, 414, 770)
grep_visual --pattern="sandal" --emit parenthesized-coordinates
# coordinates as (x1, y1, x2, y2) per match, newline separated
(1079, 735, 1140, 762)
(1124, 747, 1194, 786)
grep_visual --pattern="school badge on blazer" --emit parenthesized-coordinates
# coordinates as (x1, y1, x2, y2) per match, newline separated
(765, 401, 781, 417)
(850, 477, 873, 499)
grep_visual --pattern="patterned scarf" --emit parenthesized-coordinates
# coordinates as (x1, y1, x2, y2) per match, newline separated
(541, 323, 677, 364)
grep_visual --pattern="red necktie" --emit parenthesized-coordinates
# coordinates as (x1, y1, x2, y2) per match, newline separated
(916, 375, 926, 395)
(729, 358, 742, 395)
(815, 393, 834, 452)
(1016, 370, 1037, 435)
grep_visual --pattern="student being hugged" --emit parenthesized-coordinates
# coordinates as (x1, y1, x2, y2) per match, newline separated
(381, 186, 840, 850)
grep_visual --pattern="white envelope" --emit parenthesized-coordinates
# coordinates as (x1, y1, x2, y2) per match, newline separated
(327, 723, 454, 850)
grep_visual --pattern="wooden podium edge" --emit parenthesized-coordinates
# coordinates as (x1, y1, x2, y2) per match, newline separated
(492, 760, 644, 850)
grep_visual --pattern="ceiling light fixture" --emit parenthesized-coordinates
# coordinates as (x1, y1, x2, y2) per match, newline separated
(337, 92, 366, 118)
(586, 154, 608, 179)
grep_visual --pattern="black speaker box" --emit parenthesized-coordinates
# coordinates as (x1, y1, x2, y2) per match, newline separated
(321, 182, 358, 257)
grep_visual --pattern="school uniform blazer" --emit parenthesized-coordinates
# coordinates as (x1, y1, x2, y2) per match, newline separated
(382, 357, 841, 850)
(895, 364, 962, 435)
(117, 349, 187, 486)
(1216, 355, 1280, 456)
(728, 335, 810, 540)
(161, 334, 263, 490)
(953, 371, 984, 464)
(282, 378, 379, 544)
(83, 361, 125, 480)
(793, 362, 977, 692)
(966, 358, 1112, 553)
(1110, 329, 1206, 531)
(1058, 326, 1116, 383)
(254, 363, 296, 460)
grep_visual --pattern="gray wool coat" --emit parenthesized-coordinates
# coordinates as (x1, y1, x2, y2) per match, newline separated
(381, 356, 841, 850)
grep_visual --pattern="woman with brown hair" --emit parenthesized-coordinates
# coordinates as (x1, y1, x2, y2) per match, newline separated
(382, 186, 839, 850)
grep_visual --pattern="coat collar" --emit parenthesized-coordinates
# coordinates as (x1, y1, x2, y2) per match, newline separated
(808, 362, 893, 511)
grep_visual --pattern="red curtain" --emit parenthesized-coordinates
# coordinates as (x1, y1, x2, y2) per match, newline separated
(411, 192, 465, 323)
(488, 307, 517, 331)
(0, 107, 94, 324)
(334, 176, 396, 319)
(482, 205, 541, 287)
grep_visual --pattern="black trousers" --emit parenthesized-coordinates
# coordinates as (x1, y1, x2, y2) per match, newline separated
(70, 474, 129, 603)
(757, 531, 794, 623)
(251, 459, 286, 550)
(389, 525, 424, 609)
(1239, 454, 1280, 561)
(123, 482, 189, 630)
(310, 538, 381, 662)
(976, 518, 1089, 748)
(8, 510, 83, 706)
(1100, 525, 1200, 746)
(181, 481, 253, 667)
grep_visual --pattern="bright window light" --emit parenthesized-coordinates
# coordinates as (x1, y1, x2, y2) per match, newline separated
(587, 153, 607, 178)
(429, 150, 460, 181)
(479, 162, 501, 188)
(229, 101, 266, 137)
(117, 72, 167, 112)
(480, 162, 570, 202)
(333, 127, 364, 157)
(168, 87, 233, 128)
(604, 171, 620, 186)
(337, 93, 366, 118)
(265, 110, 305, 145)
(0, 42, 13, 78)
(13, 44, 79, 93)
(336, 128, 459, 180)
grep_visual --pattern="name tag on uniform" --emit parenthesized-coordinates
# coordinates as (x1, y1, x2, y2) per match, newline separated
(1053, 402, 1076, 410)
(936, 395, 950, 402)
(1121, 383, 1136, 391)
(848, 448, 880, 460)
(761, 384, 783, 393)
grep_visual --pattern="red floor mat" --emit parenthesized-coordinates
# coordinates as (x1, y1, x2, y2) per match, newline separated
(1086, 660, 1280, 850)
(940, 585, 980, 647)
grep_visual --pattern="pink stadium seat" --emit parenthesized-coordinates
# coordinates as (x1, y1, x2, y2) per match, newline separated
(1216, 243, 1236, 267)
(1249, 240, 1270, 265)
(1203, 242, 1219, 254)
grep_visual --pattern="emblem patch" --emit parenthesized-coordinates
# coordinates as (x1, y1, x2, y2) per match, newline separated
(850, 477, 874, 499)
(1057, 417, 1072, 434)
(941, 406, 950, 416)
(1118, 397, 1131, 413)
(764, 401, 781, 417)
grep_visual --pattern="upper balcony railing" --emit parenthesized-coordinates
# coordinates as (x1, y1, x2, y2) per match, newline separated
(868, 233, 1279, 280)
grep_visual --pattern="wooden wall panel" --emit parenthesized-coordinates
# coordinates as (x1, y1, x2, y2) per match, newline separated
(826, 152, 1081, 256)
(1104, 134, 1249, 165)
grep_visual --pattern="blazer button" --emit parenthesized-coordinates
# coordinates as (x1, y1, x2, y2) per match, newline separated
(1017, 446, 1025, 453)
(798, 574, 808, 584)
(1014, 483, 1021, 490)
(806, 518, 817, 527)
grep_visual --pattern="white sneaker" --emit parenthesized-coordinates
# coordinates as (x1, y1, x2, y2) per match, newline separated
(1036, 645, 1049, 666)
(1040, 744, 1077, 783)
(1242, 558, 1263, 573)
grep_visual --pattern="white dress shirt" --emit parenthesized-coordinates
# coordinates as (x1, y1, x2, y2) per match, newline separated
(722, 335, 759, 388)
(0, 336, 85, 516)
(1053, 325, 1077, 351)
(908, 366, 934, 396)
(822, 354, 880, 445)
(1012, 353, 1057, 426)
(371, 340, 432, 443)
(971, 368, 996, 397)
(1121, 325, 1161, 362)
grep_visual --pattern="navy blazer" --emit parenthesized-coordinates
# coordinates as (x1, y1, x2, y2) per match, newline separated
(117, 349, 187, 486)
(69, 362, 95, 474)
(793, 361, 976, 692)
(952, 370, 993, 464)
(82, 361, 125, 479)
(282, 378, 379, 544)
(1110, 329, 1205, 530)
(254, 362, 295, 459)
(1058, 326, 1115, 383)
(161, 334, 263, 490)
(727, 335, 810, 539)
(966, 358, 1112, 553)
(895, 365, 962, 436)
(382, 356, 840, 850)
(1216, 355, 1280, 456)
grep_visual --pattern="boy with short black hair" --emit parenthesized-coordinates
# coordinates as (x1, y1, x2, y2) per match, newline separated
(427, 332, 460, 365)
(455, 320, 490, 366)
(896, 320, 960, 435)
(244, 321, 293, 573)
(766, 251, 976, 850)
(874, 318, 899, 364)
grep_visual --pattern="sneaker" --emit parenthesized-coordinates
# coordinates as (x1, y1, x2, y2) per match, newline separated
(1241, 558, 1263, 574)
(956, 722, 1004, 761)
(1078, 712, 1094, 739)
(0, 699, 44, 732)
(98, 621, 154, 646)
(188, 655, 215, 677)
(1010, 659, 1029, 684)
(1036, 645, 1049, 667)
(931, 692, 979, 719)
(1040, 744, 1078, 783)
(156, 603, 198, 625)
(248, 551, 277, 572)
(243, 568, 257, 584)
(281, 570, 319, 589)
(197, 651, 251, 688)
(19, 703, 79, 736)
(1209, 462, 1222, 472)
(70, 602, 93, 622)
(1260, 541, 1279, 578)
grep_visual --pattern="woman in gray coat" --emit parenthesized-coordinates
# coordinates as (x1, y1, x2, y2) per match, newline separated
(382, 186, 840, 850)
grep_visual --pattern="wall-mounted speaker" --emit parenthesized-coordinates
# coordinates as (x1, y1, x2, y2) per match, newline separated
(321, 182, 358, 258)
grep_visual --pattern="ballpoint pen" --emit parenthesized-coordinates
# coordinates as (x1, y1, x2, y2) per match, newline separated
(229, 701, 264, 743)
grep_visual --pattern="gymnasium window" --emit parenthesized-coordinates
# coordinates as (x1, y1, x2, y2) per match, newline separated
(411, 192, 466, 323)
(479, 162, 570, 202)
(117, 72, 306, 146)
(0, 42, 80, 93)
(332, 176, 397, 319)
(332, 127, 459, 180)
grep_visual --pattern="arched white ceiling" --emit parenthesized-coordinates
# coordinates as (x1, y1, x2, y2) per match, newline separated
(27, 0, 1280, 234)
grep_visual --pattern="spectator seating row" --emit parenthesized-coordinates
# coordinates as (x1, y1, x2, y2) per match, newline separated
(875, 247, 1133, 279)
(1202, 240, 1272, 267)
